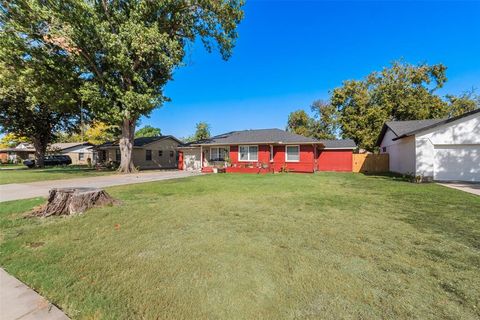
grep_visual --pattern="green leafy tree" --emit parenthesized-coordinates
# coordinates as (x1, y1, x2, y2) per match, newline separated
(331, 61, 450, 151)
(55, 121, 118, 145)
(0, 13, 82, 167)
(286, 110, 312, 137)
(0, 133, 29, 148)
(445, 90, 479, 117)
(193, 122, 211, 141)
(5, 0, 244, 172)
(135, 125, 162, 138)
(309, 100, 338, 140)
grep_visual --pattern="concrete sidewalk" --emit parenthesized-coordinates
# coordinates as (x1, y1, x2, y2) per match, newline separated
(437, 182, 480, 196)
(0, 268, 69, 320)
(0, 170, 201, 202)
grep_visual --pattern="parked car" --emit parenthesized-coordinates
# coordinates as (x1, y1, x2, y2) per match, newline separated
(23, 155, 72, 168)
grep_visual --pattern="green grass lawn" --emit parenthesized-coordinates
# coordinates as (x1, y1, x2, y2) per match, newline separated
(0, 166, 115, 184)
(0, 173, 479, 319)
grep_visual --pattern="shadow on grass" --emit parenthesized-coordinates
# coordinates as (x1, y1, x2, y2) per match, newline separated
(359, 172, 412, 182)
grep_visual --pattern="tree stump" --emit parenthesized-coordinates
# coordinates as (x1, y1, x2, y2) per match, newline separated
(31, 188, 117, 217)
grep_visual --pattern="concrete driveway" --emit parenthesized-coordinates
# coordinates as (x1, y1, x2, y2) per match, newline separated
(0, 170, 201, 202)
(437, 182, 480, 196)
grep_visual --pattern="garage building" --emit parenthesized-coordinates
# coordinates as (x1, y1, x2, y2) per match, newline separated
(377, 109, 480, 182)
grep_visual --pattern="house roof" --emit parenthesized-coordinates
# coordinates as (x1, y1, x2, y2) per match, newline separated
(97, 135, 182, 149)
(385, 119, 445, 137)
(317, 139, 357, 149)
(0, 147, 36, 152)
(0, 142, 91, 153)
(181, 129, 356, 149)
(50, 142, 92, 151)
(0, 142, 35, 153)
(376, 108, 480, 146)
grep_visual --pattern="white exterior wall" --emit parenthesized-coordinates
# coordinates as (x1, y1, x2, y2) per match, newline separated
(380, 129, 416, 174)
(415, 112, 480, 181)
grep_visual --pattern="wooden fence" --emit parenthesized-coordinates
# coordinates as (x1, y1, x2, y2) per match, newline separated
(352, 154, 389, 173)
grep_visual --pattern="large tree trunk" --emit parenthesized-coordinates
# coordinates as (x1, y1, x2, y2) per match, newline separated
(118, 118, 137, 173)
(30, 188, 117, 217)
(32, 137, 48, 168)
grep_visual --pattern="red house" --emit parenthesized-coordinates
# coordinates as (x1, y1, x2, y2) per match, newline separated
(178, 129, 356, 173)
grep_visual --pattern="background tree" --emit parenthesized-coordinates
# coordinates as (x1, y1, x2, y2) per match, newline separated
(84, 122, 119, 145)
(193, 122, 211, 141)
(5, 0, 244, 172)
(0, 14, 82, 167)
(309, 100, 338, 140)
(0, 133, 29, 148)
(286, 110, 312, 137)
(135, 125, 162, 138)
(445, 90, 479, 117)
(331, 61, 454, 151)
(56, 121, 118, 145)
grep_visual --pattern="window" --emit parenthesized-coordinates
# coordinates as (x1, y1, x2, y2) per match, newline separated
(239, 145, 258, 161)
(170, 151, 174, 157)
(146, 150, 152, 161)
(210, 147, 229, 161)
(79, 153, 85, 161)
(382, 147, 386, 153)
(115, 149, 121, 162)
(285, 145, 300, 162)
(158, 150, 163, 157)
(270, 145, 274, 162)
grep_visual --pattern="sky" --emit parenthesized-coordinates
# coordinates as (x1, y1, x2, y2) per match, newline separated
(140, 0, 480, 138)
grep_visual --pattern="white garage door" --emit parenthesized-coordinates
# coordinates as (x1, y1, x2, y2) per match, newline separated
(183, 148, 201, 171)
(434, 145, 480, 182)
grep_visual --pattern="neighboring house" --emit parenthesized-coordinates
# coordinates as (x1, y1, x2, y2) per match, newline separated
(377, 109, 480, 182)
(0, 142, 35, 163)
(0, 141, 95, 165)
(96, 136, 182, 169)
(49, 142, 96, 165)
(178, 128, 356, 173)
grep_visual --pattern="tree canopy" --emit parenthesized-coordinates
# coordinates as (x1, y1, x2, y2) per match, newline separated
(135, 125, 162, 138)
(331, 62, 480, 150)
(287, 61, 479, 151)
(309, 100, 338, 140)
(56, 121, 119, 145)
(2, 0, 244, 172)
(286, 110, 311, 137)
(445, 90, 480, 118)
(0, 10, 82, 167)
(286, 101, 338, 140)
(0, 133, 29, 148)
(193, 122, 211, 141)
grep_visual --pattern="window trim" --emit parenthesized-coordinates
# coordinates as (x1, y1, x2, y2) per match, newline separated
(285, 145, 300, 162)
(210, 146, 229, 161)
(238, 145, 259, 162)
(78, 152, 85, 161)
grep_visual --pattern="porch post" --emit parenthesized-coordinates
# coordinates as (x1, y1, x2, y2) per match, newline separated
(200, 145, 203, 169)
